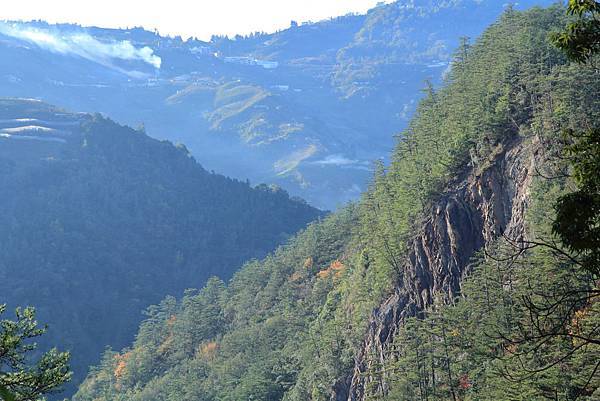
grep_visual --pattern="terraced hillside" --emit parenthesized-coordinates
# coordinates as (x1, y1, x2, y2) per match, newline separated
(0, 0, 554, 209)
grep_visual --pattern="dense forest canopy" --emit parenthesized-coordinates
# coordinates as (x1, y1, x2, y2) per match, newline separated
(2, 2, 599, 401)
(0, 99, 322, 396)
(73, 4, 600, 401)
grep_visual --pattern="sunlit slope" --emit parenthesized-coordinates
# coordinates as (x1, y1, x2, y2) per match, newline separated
(72, 4, 600, 401)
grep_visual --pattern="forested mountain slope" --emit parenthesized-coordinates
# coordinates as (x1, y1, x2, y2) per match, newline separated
(0, 0, 554, 208)
(74, 5, 600, 401)
(0, 98, 322, 394)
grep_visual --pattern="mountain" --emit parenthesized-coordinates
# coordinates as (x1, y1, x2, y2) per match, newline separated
(0, 98, 322, 395)
(0, 0, 555, 209)
(73, 5, 600, 401)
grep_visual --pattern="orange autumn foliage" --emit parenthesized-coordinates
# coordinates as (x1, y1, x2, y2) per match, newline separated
(317, 260, 346, 279)
(505, 343, 518, 355)
(572, 309, 588, 330)
(570, 307, 591, 345)
(330, 260, 344, 271)
(113, 351, 132, 382)
(157, 315, 177, 354)
(317, 269, 328, 278)
(289, 271, 303, 282)
(459, 374, 472, 389)
(199, 341, 219, 360)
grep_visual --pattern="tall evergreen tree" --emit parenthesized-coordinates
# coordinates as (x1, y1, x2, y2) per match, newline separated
(0, 305, 71, 401)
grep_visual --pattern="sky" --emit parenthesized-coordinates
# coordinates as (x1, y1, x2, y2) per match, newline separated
(0, 0, 388, 40)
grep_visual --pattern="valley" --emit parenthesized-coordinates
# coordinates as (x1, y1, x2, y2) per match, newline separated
(0, 0, 554, 209)
(1, 1, 599, 400)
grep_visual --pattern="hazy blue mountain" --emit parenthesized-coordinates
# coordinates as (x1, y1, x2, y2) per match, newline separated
(71, 5, 600, 401)
(0, 1, 554, 209)
(0, 98, 322, 396)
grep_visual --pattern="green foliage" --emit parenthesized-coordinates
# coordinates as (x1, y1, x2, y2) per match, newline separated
(551, 2, 600, 276)
(73, 207, 359, 401)
(376, 170, 600, 400)
(0, 386, 16, 401)
(356, 3, 598, 300)
(383, 245, 600, 400)
(551, 0, 600, 63)
(0, 305, 71, 401)
(74, 5, 600, 401)
(370, 5, 600, 398)
(0, 101, 322, 394)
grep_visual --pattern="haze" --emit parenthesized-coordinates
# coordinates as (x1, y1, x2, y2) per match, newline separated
(0, 0, 389, 40)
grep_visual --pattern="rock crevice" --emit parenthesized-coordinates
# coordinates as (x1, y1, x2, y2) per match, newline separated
(341, 136, 538, 401)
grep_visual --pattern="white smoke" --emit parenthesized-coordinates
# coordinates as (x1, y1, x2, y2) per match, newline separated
(313, 154, 359, 166)
(0, 22, 161, 70)
(313, 154, 370, 170)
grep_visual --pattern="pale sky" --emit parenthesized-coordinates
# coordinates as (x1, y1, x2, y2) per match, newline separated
(0, 0, 389, 40)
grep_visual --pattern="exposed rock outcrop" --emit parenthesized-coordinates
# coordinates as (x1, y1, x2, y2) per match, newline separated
(340, 135, 541, 400)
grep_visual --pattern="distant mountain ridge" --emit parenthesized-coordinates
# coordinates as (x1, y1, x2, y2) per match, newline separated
(0, 0, 554, 209)
(71, 5, 600, 400)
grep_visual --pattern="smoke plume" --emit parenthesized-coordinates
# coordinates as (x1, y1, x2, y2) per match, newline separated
(0, 22, 162, 71)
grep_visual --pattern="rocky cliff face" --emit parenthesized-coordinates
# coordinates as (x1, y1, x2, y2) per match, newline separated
(336, 135, 541, 400)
